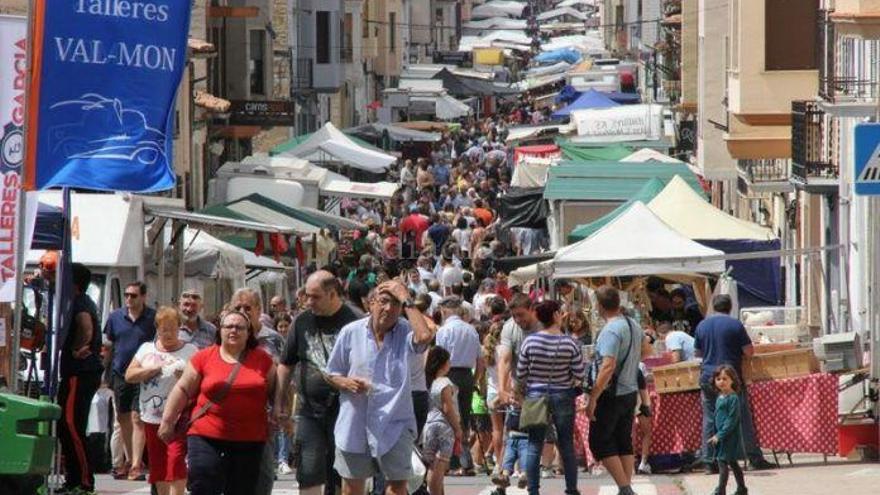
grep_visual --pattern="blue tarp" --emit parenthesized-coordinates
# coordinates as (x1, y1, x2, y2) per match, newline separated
(606, 91, 641, 104)
(552, 89, 620, 118)
(533, 48, 581, 65)
(698, 239, 783, 308)
(555, 84, 580, 105)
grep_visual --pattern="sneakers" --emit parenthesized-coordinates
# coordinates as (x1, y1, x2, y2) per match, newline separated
(491, 471, 510, 488)
(540, 467, 553, 479)
(637, 462, 652, 475)
(277, 461, 293, 475)
(516, 472, 528, 489)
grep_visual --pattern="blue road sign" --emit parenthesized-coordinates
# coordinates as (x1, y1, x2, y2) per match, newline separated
(855, 123, 880, 196)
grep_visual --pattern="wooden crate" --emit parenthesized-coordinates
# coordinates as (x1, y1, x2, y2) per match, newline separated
(753, 342, 798, 354)
(742, 348, 819, 383)
(652, 360, 702, 394)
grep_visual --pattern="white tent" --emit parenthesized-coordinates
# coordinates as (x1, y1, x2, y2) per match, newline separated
(543, 34, 604, 53)
(463, 17, 528, 30)
(320, 180, 399, 200)
(557, 0, 597, 7)
(621, 148, 683, 163)
(471, 1, 527, 19)
(552, 201, 726, 278)
(537, 7, 590, 22)
(279, 122, 395, 174)
(524, 61, 572, 78)
(647, 176, 776, 241)
(410, 94, 472, 120)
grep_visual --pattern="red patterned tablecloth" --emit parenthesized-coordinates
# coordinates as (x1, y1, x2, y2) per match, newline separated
(748, 373, 838, 454)
(573, 373, 838, 460)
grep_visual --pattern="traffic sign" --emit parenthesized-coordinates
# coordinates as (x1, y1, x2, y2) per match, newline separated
(855, 123, 880, 195)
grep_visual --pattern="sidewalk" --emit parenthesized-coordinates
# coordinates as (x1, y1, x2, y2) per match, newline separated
(676, 454, 880, 495)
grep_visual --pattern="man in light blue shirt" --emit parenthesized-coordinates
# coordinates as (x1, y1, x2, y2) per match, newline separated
(435, 296, 484, 474)
(326, 281, 435, 495)
(586, 286, 648, 495)
(664, 329, 696, 362)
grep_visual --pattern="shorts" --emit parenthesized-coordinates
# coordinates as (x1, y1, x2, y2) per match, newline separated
(144, 423, 187, 482)
(422, 421, 455, 464)
(588, 391, 638, 461)
(334, 429, 416, 481)
(111, 372, 139, 414)
(472, 414, 491, 434)
(294, 414, 338, 489)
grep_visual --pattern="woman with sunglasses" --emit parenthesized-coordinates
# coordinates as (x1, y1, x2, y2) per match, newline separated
(159, 310, 277, 495)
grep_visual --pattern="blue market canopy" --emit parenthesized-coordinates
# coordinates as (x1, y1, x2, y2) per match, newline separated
(606, 91, 641, 104)
(552, 89, 619, 118)
(533, 48, 582, 65)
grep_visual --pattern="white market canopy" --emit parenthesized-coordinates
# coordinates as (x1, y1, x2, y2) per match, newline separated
(537, 7, 590, 22)
(410, 94, 472, 120)
(552, 201, 727, 278)
(321, 180, 399, 200)
(557, 0, 598, 7)
(647, 176, 777, 241)
(278, 122, 394, 174)
(471, 1, 527, 19)
(621, 148, 683, 163)
(463, 17, 528, 31)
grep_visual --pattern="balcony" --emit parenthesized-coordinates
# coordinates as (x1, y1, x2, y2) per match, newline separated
(737, 159, 794, 192)
(819, 10, 880, 103)
(291, 57, 313, 94)
(791, 100, 839, 193)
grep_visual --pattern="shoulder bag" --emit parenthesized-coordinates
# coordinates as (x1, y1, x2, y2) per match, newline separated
(518, 335, 553, 430)
(586, 317, 635, 396)
(175, 349, 248, 435)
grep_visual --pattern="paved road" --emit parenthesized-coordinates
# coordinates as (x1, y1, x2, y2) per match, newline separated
(94, 472, 685, 495)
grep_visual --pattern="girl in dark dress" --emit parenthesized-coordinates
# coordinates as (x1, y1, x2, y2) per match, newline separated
(708, 365, 748, 495)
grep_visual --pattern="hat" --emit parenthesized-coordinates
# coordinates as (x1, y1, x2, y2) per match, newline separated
(440, 295, 462, 308)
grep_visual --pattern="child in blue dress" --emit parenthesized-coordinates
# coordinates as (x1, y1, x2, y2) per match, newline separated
(708, 365, 748, 495)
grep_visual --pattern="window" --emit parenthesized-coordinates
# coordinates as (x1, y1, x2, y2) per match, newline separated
(389, 12, 396, 52)
(316, 11, 330, 64)
(435, 7, 443, 22)
(342, 13, 353, 62)
(362, 0, 369, 38)
(765, 0, 818, 70)
(249, 30, 266, 95)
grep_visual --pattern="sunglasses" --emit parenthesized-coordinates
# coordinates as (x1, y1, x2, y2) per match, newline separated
(124, 293, 140, 299)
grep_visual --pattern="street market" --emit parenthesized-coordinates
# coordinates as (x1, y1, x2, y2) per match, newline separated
(0, 1, 878, 495)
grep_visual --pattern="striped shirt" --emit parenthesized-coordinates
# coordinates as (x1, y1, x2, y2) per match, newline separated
(516, 332, 585, 391)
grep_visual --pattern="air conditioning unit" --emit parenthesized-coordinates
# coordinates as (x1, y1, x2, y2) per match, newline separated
(812, 332, 863, 372)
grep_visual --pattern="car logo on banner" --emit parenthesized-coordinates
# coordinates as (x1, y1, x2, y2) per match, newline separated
(24, 1, 192, 192)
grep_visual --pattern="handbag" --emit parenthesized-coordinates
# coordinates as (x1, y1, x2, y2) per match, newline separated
(585, 317, 635, 396)
(174, 350, 248, 435)
(518, 395, 549, 430)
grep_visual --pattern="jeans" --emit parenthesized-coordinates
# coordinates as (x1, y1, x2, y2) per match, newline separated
(700, 382, 762, 463)
(502, 435, 529, 473)
(524, 389, 580, 495)
(187, 435, 265, 495)
(276, 429, 291, 464)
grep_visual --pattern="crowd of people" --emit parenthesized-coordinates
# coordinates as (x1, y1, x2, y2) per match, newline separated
(52, 110, 775, 495)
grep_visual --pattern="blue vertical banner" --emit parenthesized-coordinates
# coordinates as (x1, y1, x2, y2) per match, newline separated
(25, 1, 192, 192)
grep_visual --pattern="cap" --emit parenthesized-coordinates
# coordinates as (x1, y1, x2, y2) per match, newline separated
(440, 295, 462, 308)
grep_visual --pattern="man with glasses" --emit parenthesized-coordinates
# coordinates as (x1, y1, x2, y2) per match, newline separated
(325, 280, 435, 495)
(103, 281, 155, 481)
(178, 289, 217, 350)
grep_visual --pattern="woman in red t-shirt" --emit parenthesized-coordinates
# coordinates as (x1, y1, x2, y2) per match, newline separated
(159, 311, 276, 495)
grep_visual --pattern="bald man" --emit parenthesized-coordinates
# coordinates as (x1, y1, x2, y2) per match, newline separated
(275, 271, 363, 495)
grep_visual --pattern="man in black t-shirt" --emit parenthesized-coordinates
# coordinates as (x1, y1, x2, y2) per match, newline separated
(58, 263, 103, 493)
(275, 271, 362, 495)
